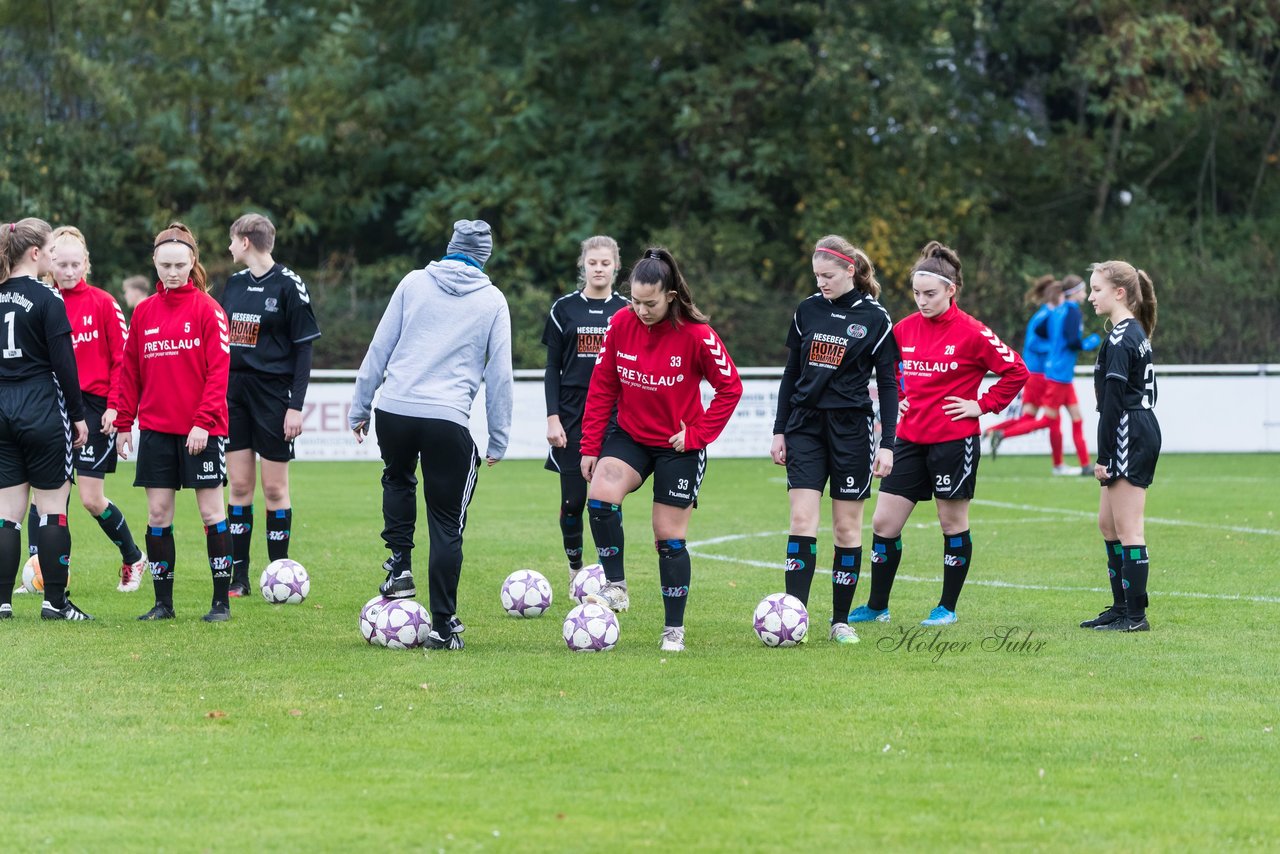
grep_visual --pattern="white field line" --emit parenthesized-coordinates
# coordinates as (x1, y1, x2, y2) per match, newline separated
(971, 499, 1279, 536)
(687, 529, 1280, 605)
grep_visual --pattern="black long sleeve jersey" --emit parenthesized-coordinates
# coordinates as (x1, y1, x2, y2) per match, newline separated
(542, 290, 630, 416)
(1093, 317, 1157, 469)
(0, 275, 85, 421)
(773, 288, 898, 443)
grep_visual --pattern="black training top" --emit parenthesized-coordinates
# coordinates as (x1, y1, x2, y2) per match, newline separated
(773, 288, 899, 443)
(218, 263, 321, 408)
(1094, 317, 1157, 467)
(542, 289, 630, 415)
(0, 275, 85, 421)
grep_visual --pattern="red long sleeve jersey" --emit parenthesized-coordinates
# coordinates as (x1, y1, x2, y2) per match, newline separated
(581, 309, 743, 455)
(894, 303, 1028, 445)
(62, 279, 127, 398)
(111, 282, 231, 436)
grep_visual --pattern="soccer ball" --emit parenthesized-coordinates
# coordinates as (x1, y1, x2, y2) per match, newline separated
(753, 593, 809, 647)
(562, 601, 619, 652)
(373, 600, 432, 650)
(21, 555, 43, 594)
(259, 559, 310, 604)
(359, 596, 393, 644)
(500, 569, 553, 617)
(569, 563, 606, 603)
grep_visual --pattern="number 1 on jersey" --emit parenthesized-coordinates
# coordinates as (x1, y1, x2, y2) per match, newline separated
(2, 311, 23, 359)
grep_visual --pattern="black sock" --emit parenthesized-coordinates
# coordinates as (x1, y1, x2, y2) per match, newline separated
(0, 519, 21, 607)
(27, 503, 39, 557)
(146, 525, 176, 607)
(266, 508, 291, 562)
(38, 514, 72, 609)
(783, 535, 817, 606)
(1104, 539, 1125, 611)
(832, 546, 862, 624)
(657, 539, 691, 627)
(228, 504, 253, 585)
(207, 520, 232, 607)
(96, 501, 143, 564)
(867, 534, 903, 611)
(1121, 544, 1150, 620)
(560, 510, 584, 571)
(939, 530, 973, 612)
(588, 499, 625, 583)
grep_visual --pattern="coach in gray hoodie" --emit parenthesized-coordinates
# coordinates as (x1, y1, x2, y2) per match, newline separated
(349, 219, 512, 650)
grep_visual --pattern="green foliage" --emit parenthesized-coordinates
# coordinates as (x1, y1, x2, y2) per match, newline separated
(1, 0, 1276, 365)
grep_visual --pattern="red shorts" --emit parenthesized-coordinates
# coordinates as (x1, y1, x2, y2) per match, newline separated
(1021, 373, 1047, 409)
(1039, 379, 1078, 410)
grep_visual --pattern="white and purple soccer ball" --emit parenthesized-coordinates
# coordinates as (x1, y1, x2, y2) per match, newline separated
(500, 569, 553, 617)
(569, 563, 606, 603)
(260, 559, 310, 604)
(372, 599, 432, 650)
(753, 593, 809, 647)
(562, 601, 619, 652)
(359, 596, 393, 645)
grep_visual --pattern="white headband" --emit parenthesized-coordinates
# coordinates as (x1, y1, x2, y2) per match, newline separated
(914, 269, 955, 287)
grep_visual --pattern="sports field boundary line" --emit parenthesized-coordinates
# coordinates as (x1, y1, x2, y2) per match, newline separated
(687, 531, 1280, 605)
(971, 499, 1279, 536)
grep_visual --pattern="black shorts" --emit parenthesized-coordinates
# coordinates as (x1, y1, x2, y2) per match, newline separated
(1100, 409, 1161, 489)
(228, 371, 294, 462)
(134, 430, 228, 490)
(600, 427, 705, 509)
(880, 435, 980, 503)
(74, 393, 117, 479)
(0, 379, 73, 490)
(784, 407, 876, 500)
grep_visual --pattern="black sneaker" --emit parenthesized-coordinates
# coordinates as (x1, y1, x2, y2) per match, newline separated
(41, 598, 94, 621)
(1079, 607, 1126, 629)
(423, 629, 464, 651)
(1095, 615, 1150, 632)
(379, 571, 416, 599)
(227, 580, 251, 599)
(448, 615, 466, 634)
(0, 604, 13, 620)
(202, 602, 231, 622)
(138, 603, 176, 621)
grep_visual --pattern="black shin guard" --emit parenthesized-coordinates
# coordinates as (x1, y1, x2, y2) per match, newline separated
(96, 502, 143, 564)
(1104, 539, 1125, 611)
(867, 534, 903, 611)
(266, 508, 292, 562)
(784, 535, 817, 606)
(37, 514, 72, 609)
(1121, 544, 1150, 620)
(146, 526, 176, 607)
(657, 539, 691, 627)
(0, 520, 22, 607)
(939, 530, 973, 612)
(228, 504, 253, 585)
(588, 499, 625, 583)
(832, 546, 862, 624)
(206, 521, 232, 607)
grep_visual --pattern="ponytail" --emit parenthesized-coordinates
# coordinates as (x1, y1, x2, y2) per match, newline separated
(1024, 273, 1056, 307)
(1135, 269, 1158, 337)
(629, 246, 708, 325)
(153, 221, 208, 292)
(0, 218, 53, 283)
(813, 234, 881, 298)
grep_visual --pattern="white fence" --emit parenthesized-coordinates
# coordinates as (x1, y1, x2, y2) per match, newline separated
(293, 365, 1280, 460)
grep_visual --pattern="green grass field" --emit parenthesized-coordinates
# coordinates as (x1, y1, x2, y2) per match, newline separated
(3, 454, 1278, 851)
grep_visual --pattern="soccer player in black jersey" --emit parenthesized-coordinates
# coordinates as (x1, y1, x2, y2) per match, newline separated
(543, 235, 630, 592)
(1082, 260, 1161, 633)
(0, 218, 91, 621)
(218, 214, 321, 598)
(770, 235, 898, 644)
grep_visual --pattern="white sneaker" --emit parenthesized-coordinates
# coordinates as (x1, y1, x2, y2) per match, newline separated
(118, 552, 147, 593)
(586, 581, 629, 613)
(1052, 464, 1081, 476)
(660, 626, 685, 652)
(829, 622, 860, 644)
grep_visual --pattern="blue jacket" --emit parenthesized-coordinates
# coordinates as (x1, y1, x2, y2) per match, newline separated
(1022, 304, 1052, 374)
(1043, 301, 1099, 384)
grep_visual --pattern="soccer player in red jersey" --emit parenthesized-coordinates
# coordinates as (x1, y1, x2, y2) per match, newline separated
(43, 227, 148, 592)
(543, 235, 629, 593)
(111, 223, 233, 622)
(770, 235, 898, 645)
(850, 241, 1027, 626)
(0, 218, 91, 621)
(984, 274, 1057, 458)
(579, 247, 743, 652)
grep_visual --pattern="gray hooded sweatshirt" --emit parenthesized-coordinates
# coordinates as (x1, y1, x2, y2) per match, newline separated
(349, 260, 513, 459)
